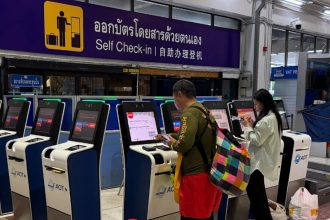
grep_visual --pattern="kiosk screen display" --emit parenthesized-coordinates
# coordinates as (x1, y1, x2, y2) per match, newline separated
(4, 106, 22, 130)
(237, 108, 256, 132)
(34, 108, 55, 134)
(209, 109, 231, 131)
(127, 112, 158, 142)
(278, 107, 289, 130)
(171, 111, 181, 132)
(72, 110, 99, 142)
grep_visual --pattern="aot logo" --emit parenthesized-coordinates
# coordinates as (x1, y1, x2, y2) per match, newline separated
(155, 185, 174, 198)
(10, 167, 26, 178)
(48, 179, 67, 192)
(295, 154, 308, 164)
(44, 1, 84, 52)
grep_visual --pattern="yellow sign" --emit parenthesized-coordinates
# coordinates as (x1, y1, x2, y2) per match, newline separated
(44, 1, 84, 52)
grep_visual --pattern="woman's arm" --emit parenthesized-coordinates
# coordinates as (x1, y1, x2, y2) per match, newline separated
(244, 120, 273, 148)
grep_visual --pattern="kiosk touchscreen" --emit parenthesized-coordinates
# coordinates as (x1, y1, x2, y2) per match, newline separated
(6, 100, 64, 220)
(0, 99, 30, 214)
(227, 101, 256, 137)
(160, 102, 181, 134)
(276, 100, 290, 131)
(42, 101, 109, 220)
(118, 102, 178, 220)
(203, 101, 231, 131)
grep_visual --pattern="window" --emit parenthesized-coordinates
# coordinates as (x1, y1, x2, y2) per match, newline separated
(316, 37, 328, 53)
(80, 77, 105, 95)
(214, 16, 241, 30)
(134, 0, 169, 18)
(288, 31, 301, 66)
(105, 76, 134, 96)
(303, 34, 315, 53)
(89, 0, 131, 10)
(271, 28, 286, 67)
(173, 7, 211, 25)
(45, 75, 75, 95)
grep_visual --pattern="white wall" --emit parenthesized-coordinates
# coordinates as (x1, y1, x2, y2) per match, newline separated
(165, 0, 254, 18)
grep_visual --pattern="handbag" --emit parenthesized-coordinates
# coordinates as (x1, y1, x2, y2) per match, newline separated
(191, 106, 251, 196)
(170, 152, 183, 204)
(269, 199, 288, 220)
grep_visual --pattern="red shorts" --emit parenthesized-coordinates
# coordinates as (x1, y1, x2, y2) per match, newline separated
(179, 173, 222, 218)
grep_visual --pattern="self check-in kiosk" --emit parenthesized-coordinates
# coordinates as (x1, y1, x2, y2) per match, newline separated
(0, 99, 30, 214)
(6, 100, 65, 220)
(118, 102, 178, 220)
(276, 101, 311, 207)
(160, 101, 181, 134)
(42, 100, 109, 220)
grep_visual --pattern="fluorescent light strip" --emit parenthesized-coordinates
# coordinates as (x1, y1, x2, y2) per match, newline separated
(282, 0, 304, 6)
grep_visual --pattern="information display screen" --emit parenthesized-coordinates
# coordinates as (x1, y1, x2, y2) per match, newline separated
(127, 111, 158, 142)
(34, 108, 55, 134)
(72, 110, 99, 142)
(277, 107, 289, 130)
(237, 108, 256, 132)
(171, 111, 181, 132)
(209, 109, 231, 131)
(4, 106, 22, 130)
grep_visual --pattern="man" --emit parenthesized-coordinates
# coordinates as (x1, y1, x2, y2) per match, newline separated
(160, 79, 222, 220)
(57, 11, 71, 47)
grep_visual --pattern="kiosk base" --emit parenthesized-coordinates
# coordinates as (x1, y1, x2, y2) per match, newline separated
(218, 186, 279, 220)
(11, 193, 32, 220)
(0, 135, 18, 214)
(47, 207, 71, 220)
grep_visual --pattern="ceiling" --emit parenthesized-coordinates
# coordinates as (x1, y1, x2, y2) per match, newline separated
(274, 0, 330, 19)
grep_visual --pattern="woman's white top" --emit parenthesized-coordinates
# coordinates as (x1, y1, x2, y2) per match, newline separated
(244, 111, 281, 181)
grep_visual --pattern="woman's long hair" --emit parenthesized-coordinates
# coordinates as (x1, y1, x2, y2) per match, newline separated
(253, 89, 282, 134)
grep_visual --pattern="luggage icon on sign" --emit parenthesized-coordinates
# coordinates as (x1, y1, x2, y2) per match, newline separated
(44, 1, 84, 52)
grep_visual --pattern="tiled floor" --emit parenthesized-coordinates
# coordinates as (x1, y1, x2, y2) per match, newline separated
(0, 188, 329, 219)
(309, 156, 330, 166)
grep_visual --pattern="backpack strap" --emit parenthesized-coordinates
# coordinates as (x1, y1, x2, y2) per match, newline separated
(189, 105, 216, 170)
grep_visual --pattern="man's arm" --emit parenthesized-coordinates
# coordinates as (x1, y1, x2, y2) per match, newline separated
(170, 112, 198, 154)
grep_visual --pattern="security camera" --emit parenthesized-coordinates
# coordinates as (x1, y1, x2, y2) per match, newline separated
(295, 20, 302, 30)
(290, 18, 302, 30)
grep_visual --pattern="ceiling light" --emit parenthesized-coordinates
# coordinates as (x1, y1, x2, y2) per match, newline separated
(282, 0, 305, 6)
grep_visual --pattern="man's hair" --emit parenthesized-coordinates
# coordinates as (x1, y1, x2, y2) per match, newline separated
(173, 79, 196, 98)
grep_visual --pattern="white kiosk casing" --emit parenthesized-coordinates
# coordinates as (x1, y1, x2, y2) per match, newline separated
(42, 141, 93, 216)
(277, 130, 312, 206)
(42, 101, 109, 220)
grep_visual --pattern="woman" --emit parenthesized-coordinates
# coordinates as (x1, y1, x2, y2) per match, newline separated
(242, 89, 282, 220)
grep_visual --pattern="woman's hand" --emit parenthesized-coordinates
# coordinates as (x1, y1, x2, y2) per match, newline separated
(242, 115, 253, 128)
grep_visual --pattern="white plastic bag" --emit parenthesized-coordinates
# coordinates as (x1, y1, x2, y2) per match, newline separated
(269, 199, 288, 220)
(289, 187, 318, 220)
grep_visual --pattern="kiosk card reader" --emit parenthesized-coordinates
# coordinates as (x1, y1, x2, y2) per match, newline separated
(118, 102, 178, 220)
(160, 102, 181, 134)
(6, 100, 64, 220)
(42, 101, 109, 220)
(0, 99, 30, 214)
